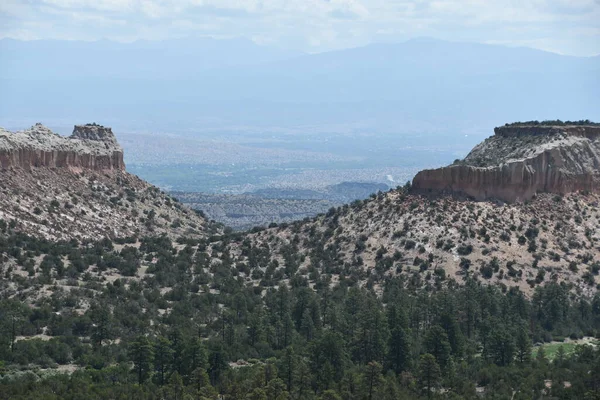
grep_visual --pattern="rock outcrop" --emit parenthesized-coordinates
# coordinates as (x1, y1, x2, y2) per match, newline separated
(412, 124, 600, 202)
(0, 123, 124, 171)
(0, 122, 216, 240)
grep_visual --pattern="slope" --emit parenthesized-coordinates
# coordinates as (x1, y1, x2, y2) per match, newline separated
(0, 123, 212, 241)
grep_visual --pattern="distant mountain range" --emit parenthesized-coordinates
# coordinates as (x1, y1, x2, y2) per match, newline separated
(0, 37, 302, 79)
(1, 37, 598, 134)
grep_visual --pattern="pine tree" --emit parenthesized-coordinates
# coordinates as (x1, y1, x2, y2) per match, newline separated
(320, 390, 342, 400)
(386, 325, 411, 374)
(292, 287, 313, 329)
(440, 312, 464, 357)
(300, 309, 315, 341)
(278, 346, 295, 392)
(424, 325, 452, 370)
(154, 336, 173, 386)
(90, 304, 111, 348)
(535, 346, 547, 364)
(555, 345, 566, 366)
(191, 366, 210, 394)
(266, 377, 287, 400)
(352, 295, 389, 364)
(163, 372, 185, 400)
(169, 328, 185, 375)
(515, 327, 532, 364)
(208, 344, 228, 386)
(487, 326, 516, 366)
(247, 309, 265, 346)
(185, 337, 208, 380)
(128, 335, 154, 384)
(362, 361, 384, 400)
(418, 353, 441, 398)
(293, 358, 312, 399)
(282, 313, 294, 349)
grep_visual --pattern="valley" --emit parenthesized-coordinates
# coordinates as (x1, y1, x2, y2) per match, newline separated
(173, 182, 390, 230)
(2, 1, 600, 396)
(0, 121, 599, 399)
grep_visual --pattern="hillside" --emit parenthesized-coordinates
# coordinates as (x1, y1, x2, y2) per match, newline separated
(1, 189, 599, 399)
(0, 122, 599, 399)
(0, 123, 211, 240)
(222, 188, 600, 297)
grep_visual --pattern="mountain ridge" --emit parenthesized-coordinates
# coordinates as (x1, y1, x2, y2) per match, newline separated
(2, 38, 597, 131)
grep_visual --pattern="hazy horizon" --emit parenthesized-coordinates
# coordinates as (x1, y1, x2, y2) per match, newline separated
(2, 35, 599, 58)
(2, 0, 600, 56)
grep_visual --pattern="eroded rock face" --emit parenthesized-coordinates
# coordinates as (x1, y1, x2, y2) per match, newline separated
(412, 125, 600, 202)
(0, 123, 124, 171)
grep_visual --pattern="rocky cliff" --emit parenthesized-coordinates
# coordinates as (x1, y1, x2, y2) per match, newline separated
(0, 123, 124, 171)
(0, 122, 216, 240)
(412, 124, 600, 202)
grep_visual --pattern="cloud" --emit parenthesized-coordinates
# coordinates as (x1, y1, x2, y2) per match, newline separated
(1, 0, 599, 55)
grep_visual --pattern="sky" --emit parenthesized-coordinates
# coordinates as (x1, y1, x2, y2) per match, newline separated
(1, 0, 599, 56)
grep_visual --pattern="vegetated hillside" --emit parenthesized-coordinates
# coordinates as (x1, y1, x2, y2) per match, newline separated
(227, 188, 600, 297)
(1, 188, 600, 399)
(0, 123, 212, 240)
(1, 123, 600, 399)
(0, 167, 210, 241)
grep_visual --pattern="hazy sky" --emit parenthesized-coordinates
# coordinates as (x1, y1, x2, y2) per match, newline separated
(1, 0, 599, 56)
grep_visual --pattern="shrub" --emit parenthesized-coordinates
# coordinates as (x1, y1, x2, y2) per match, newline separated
(457, 244, 473, 256)
(404, 240, 416, 250)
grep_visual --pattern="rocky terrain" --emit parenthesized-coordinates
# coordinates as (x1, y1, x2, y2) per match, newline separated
(2, 122, 597, 294)
(224, 189, 600, 297)
(0, 121, 599, 400)
(0, 123, 124, 170)
(0, 123, 211, 240)
(413, 124, 600, 202)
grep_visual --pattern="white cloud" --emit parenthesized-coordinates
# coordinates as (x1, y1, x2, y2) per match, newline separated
(1, 0, 598, 55)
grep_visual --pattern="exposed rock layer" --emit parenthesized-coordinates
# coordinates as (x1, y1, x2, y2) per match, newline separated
(412, 125, 600, 202)
(0, 123, 124, 171)
(0, 122, 212, 240)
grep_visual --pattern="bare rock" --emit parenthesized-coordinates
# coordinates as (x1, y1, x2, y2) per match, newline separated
(71, 123, 119, 144)
(412, 124, 600, 202)
(0, 123, 124, 171)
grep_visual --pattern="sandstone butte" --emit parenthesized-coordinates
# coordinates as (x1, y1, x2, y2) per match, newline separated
(0, 123, 124, 171)
(412, 124, 600, 203)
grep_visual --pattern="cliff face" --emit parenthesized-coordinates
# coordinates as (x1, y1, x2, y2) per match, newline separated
(412, 125, 600, 202)
(0, 122, 213, 240)
(0, 123, 124, 171)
